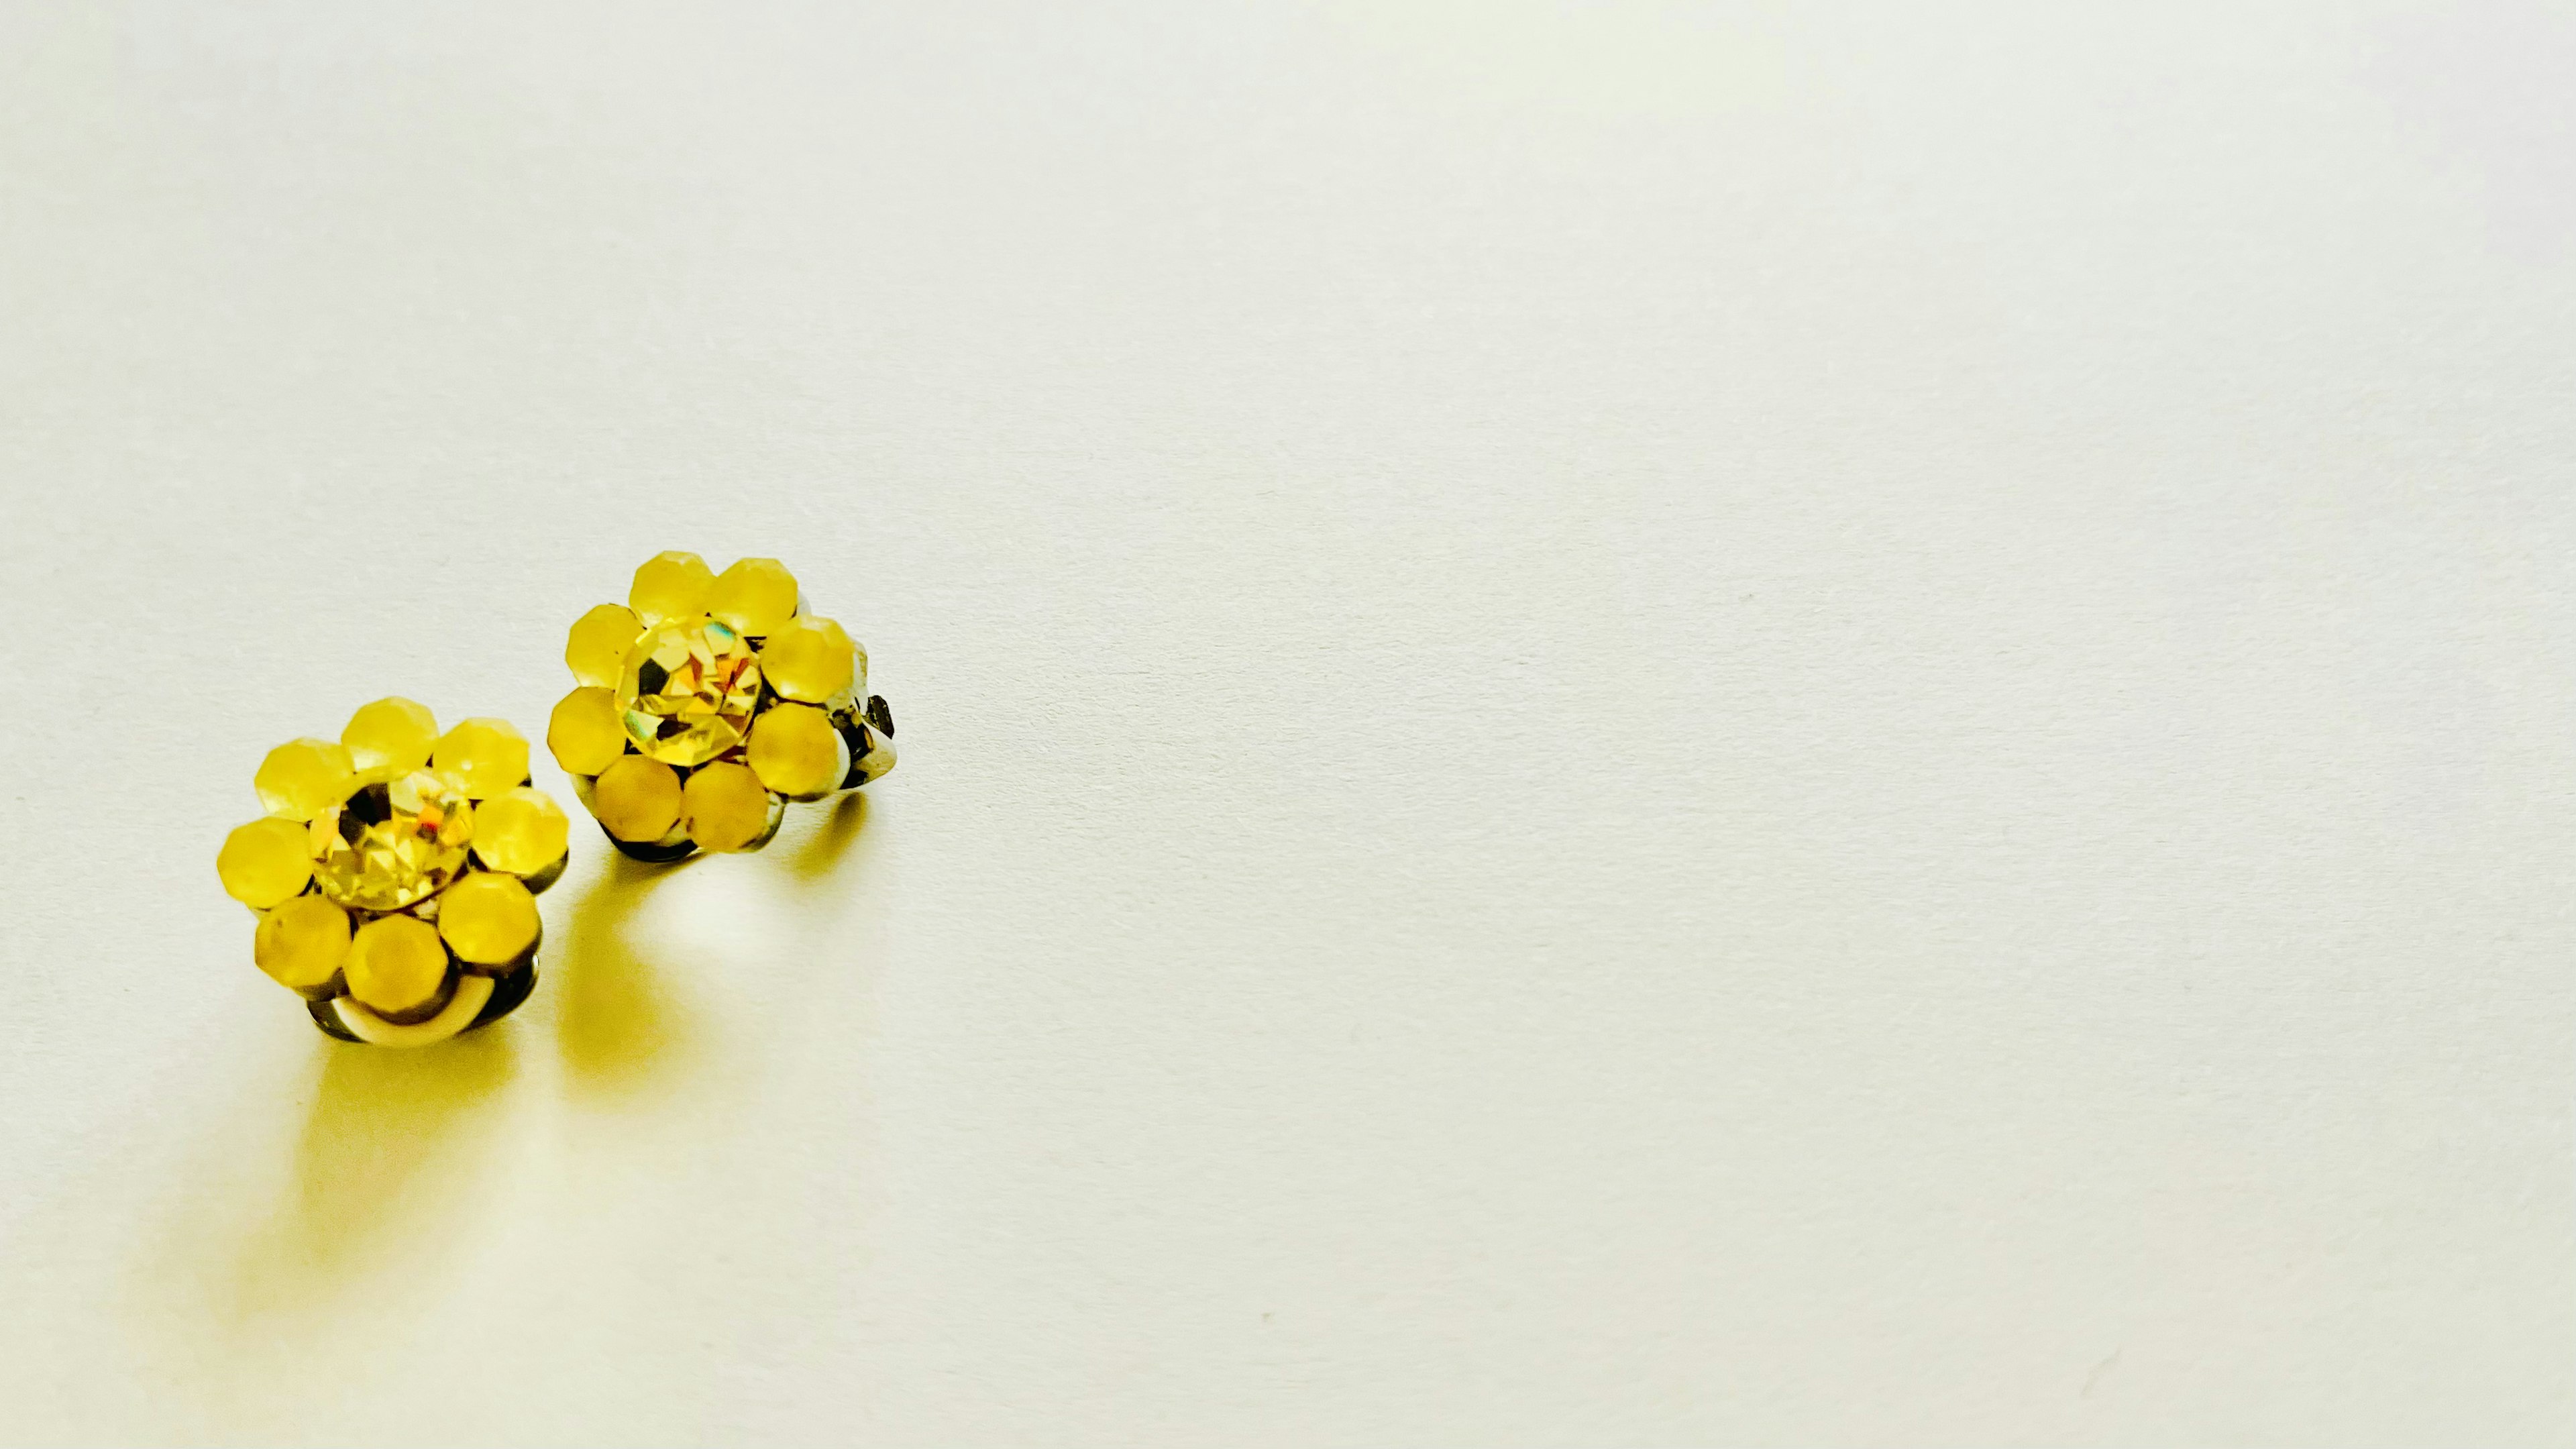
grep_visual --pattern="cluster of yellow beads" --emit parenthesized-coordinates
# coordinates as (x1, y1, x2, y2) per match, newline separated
(217, 698, 570, 1045)
(551, 551, 892, 857)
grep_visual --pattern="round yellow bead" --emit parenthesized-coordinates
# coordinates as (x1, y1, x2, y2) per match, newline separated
(594, 755, 683, 842)
(437, 871, 541, 966)
(343, 914, 450, 1018)
(709, 557, 799, 637)
(340, 696, 439, 774)
(254, 895, 351, 992)
(682, 761, 775, 852)
(433, 717, 529, 800)
(747, 702, 848, 799)
(629, 550, 715, 625)
(472, 786, 570, 876)
(566, 602, 643, 689)
(759, 616, 855, 704)
(217, 817, 314, 909)
(254, 738, 355, 820)
(547, 686, 627, 776)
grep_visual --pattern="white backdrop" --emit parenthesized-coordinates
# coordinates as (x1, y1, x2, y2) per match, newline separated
(1, 2, 2571, 1443)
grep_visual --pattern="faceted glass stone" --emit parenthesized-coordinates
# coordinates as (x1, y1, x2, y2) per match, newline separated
(341, 697, 439, 774)
(593, 755, 682, 842)
(472, 786, 570, 875)
(434, 717, 529, 800)
(547, 686, 627, 776)
(682, 761, 775, 852)
(437, 871, 540, 965)
(254, 895, 351, 992)
(310, 770, 474, 911)
(218, 817, 314, 908)
(629, 550, 715, 625)
(256, 738, 355, 820)
(344, 914, 450, 1017)
(616, 615, 763, 765)
(567, 603, 642, 689)
(709, 557, 798, 637)
(747, 702, 847, 799)
(759, 615, 856, 704)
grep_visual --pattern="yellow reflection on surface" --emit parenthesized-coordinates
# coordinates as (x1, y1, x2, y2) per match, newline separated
(554, 850, 704, 1097)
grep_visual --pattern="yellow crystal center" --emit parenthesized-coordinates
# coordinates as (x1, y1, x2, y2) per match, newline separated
(616, 616, 763, 765)
(309, 769, 475, 911)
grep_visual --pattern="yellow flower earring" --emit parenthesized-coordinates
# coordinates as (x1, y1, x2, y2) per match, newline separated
(548, 551, 896, 861)
(215, 700, 570, 1046)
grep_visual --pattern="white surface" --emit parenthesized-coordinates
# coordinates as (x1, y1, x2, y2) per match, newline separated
(1, 3, 2571, 1443)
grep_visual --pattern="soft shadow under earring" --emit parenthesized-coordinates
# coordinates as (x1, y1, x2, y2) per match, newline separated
(545, 551, 896, 863)
(215, 698, 570, 1046)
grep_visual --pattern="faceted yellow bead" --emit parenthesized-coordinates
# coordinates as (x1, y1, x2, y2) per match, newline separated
(593, 755, 682, 842)
(311, 769, 474, 910)
(629, 550, 715, 626)
(434, 717, 529, 800)
(437, 871, 541, 966)
(254, 738, 355, 820)
(254, 895, 351, 992)
(341, 696, 438, 774)
(747, 702, 848, 799)
(547, 686, 627, 776)
(617, 615, 762, 765)
(567, 603, 643, 689)
(217, 817, 314, 909)
(709, 557, 798, 637)
(472, 786, 570, 875)
(343, 914, 451, 1018)
(759, 615, 855, 704)
(682, 761, 775, 852)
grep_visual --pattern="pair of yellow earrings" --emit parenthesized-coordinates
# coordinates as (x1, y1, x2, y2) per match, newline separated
(211, 551, 896, 1048)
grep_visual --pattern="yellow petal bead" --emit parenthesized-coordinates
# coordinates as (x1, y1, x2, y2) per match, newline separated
(709, 557, 798, 637)
(217, 817, 314, 909)
(437, 871, 541, 966)
(747, 702, 848, 799)
(468, 787, 566, 877)
(340, 696, 438, 775)
(254, 738, 355, 820)
(343, 914, 450, 1018)
(472, 786, 570, 876)
(682, 761, 775, 852)
(547, 686, 627, 776)
(433, 717, 529, 800)
(629, 550, 715, 626)
(758, 616, 855, 704)
(566, 602, 642, 689)
(254, 896, 351, 992)
(593, 755, 682, 843)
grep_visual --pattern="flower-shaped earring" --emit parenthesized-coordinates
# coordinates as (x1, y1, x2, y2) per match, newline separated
(215, 699, 570, 1046)
(547, 551, 896, 861)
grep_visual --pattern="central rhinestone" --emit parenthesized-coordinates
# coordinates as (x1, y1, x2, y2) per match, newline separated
(617, 614, 763, 765)
(309, 769, 474, 910)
